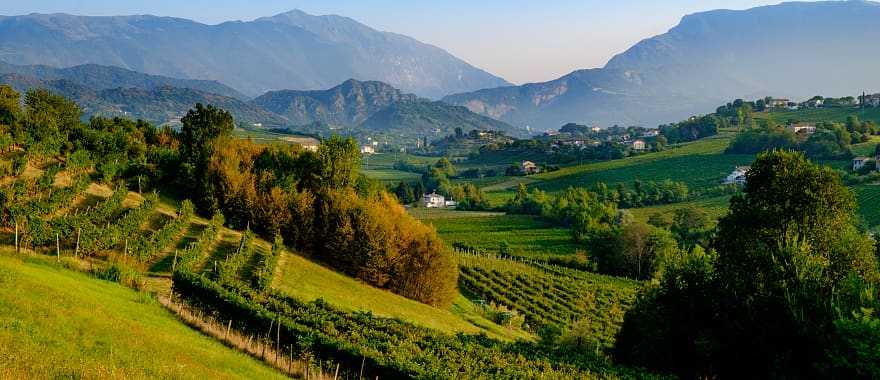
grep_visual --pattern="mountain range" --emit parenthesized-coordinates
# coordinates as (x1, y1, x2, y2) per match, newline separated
(444, 1, 880, 130)
(0, 10, 509, 99)
(0, 63, 518, 139)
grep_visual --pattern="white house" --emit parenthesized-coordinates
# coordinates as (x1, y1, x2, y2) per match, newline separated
(631, 139, 647, 151)
(723, 166, 751, 185)
(863, 93, 880, 107)
(444, 200, 458, 208)
(767, 98, 790, 108)
(853, 157, 872, 171)
(521, 160, 540, 175)
(787, 123, 817, 134)
(642, 130, 660, 137)
(423, 192, 446, 208)
(590, 126, 602, 133)
(360, 145, 375, 155)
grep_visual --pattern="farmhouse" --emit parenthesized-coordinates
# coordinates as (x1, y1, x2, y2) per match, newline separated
(360, 145, 375, 154)
(853, 157, 872, 171)
(767, 98, 790, 108)
(786, 123, 816, 134)
(863, 93, 880, 107)
(630, 139, 647, 151)
(521, 160, 540, 175)
(422, 192, 446, 208)
(723, 166, 751, 185)
(803, 98, 824, 108)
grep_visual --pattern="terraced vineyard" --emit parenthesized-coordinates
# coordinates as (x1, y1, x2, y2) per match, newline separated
(458, 254, 641, 350)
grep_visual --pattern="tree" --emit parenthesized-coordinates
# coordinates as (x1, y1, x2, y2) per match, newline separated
(19, 89, 81, 158)
(617, 150, 880, 378)
(179, 103, 234, 165)
(0, 85, 20, 127)
(670, 207, 712, 248)
(178, 103, 234, 212)
(316, 135, 360, 190)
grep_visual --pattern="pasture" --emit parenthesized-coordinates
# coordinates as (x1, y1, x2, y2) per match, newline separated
(412, 209, 581, 259)
(0, 253, 285, 379)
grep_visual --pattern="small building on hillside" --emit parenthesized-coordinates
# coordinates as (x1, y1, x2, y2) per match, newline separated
(863, 93, 880, 107)
(590, 126, 602, 133)
(787, 123, 817, 134)
(521, 160, 540, 175)
(360, 145, 375, 155)
(767, 98, 790, 108)
(642, 130, 660, 137)
(423, 192, 446, 208)
(853, 157, 873, 171)
(803, 98, 824, 108)
(444, 200, 458, 208)
(723, 166, 751, 186)
(631, 139, 647, 151)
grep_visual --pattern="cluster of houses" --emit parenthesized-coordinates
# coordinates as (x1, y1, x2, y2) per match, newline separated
(765, 93, 880, 110)
(421, 191, 458, 208)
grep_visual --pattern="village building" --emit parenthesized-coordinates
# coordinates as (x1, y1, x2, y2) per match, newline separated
(630, 139, 647, 151)
(521, 160, 540, 175)
(786, 122, 817, 134)
(590, 126, 602, 133)
(853, 157, 872, 171)
(767, 98, 790, 108)
(723, 166, 751, 185)
(422, 191, 446, 208)
(360, 145, 375, 154)
(642, 130, 660, 137)
(803, 98, 824, 108)
(863, 93, 880, 107)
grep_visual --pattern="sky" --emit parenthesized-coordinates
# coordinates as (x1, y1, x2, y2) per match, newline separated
(0, 0, 784, 84)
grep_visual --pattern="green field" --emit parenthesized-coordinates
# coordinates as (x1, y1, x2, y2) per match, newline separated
(854, 184, 880, 228)
(533, 134, 753, 193)
(0, 253, 284, 379)
(458, 254, 641, 350)
(412, 209, 581, 258)
(628, 196, 732, 225)
(273, 251, 531, 341)
(756, 107, 880, 125)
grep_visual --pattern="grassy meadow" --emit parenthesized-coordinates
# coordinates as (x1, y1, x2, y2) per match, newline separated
(272, 251, 531, 341)
(411, 209, 581, 259)
(0, 253, 285, 380)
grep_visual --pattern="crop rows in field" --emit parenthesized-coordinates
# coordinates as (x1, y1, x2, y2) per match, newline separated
(855, 185, 880, 228)
(173, 269, 661, 379)
(457, 254, 640, 349)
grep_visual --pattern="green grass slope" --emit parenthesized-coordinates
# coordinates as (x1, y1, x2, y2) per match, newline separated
(411, 209, 580, 259)
(533, 134, 752, 193)
(273, 251, 531, 341)
(0, 253, 285, 380)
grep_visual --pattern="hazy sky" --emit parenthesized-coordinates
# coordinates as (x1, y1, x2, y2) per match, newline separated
(1, 0, 785, 84)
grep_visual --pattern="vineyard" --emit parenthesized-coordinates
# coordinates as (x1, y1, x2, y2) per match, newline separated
(0, 159, 667, 379)
(457, 254, 641, 350)
(172, 268, 663, 380)
(413, 209, 581, 259)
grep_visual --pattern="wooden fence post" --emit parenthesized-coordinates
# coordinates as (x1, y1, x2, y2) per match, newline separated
(56, 232, 60, 262)
(14, 222, 18, 254)
(75, 228, 81, 258)
(172, 250, 178, 271)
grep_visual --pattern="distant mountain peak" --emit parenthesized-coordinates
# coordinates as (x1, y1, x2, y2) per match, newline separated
(0, 10, 509, 98)
(445, 0, 880, 129)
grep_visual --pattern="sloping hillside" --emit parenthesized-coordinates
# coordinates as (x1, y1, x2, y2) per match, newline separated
(0, 254, 285, 379)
